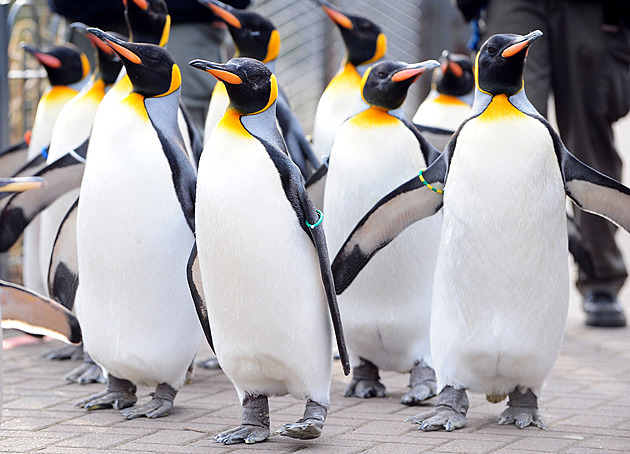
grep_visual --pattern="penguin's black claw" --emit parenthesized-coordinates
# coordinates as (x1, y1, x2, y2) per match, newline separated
(406, 406, 467, 431)
(64, 362, 106, 384)
(276, 419, 324, 440)
(213, 425, 270, 445)
(75, 390, 137, 411)
(343, 377, 386, 398)
(43, 344, 84, 361)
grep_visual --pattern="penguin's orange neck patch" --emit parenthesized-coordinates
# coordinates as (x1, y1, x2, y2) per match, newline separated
(348, 107, 398, 129)
(329, 62, 362, 91)
(433, 94, 469, 107)
(42, 85, 79, 104)
(477, 94, 526, 122)
(217, 108, 250, 138)
(121, 92, 148, 121)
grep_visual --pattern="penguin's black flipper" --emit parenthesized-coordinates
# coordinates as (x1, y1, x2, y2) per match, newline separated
(48, 197, 79, 311)
(276, 93, 321, 179)
(332, 151, 448, 294)
(179, 99, 204, 168)
(304, 157, 328, 210)
(187, 242, 213, 353)
(559, 145, 630, 233)
(1, 280, 81, 344)
(0, 140, 88, 252)
(0, 139, 28, 176)
(400, 116, 442, 165)
(566, 212, 595, 276)
(297, 183, 351, 376)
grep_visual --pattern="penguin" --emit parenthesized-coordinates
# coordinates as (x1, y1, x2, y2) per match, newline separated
(188, 56, 349, 444)
(329, 30, 630, 431)
(73, 29, 201, 420)
(19, 43, 90, 297)
(310, 0, 387, 160)
(198, 0, 320, 178)
(412, 50, 474, 151)
(324, 59, 442, 405)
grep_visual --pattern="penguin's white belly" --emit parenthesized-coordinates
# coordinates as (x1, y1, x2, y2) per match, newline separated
(197, 129, 332, 404)
(312, 86, 359, 159)
(324, 118, 441, 372)
(432, 112, 569, 396)
(76, 104, 200, 388)
(203, 84, 228, 146)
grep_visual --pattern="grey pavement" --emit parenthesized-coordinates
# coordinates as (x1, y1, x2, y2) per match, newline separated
(1, 118, 630, 453)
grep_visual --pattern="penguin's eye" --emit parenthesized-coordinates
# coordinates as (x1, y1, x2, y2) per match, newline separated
(378, 71, 387, 78)
(249, 73, 261, 82)
(487, 46, 498, 56)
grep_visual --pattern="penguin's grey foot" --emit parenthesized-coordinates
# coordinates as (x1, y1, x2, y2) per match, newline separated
(214, 395, 270, 445)
(75, 375, 137, 411)
(498, 388, 545, 429)
(197, 357, 221, 369)
(64, 361, 106, 384)
(185, 361, 194, 384)
(121, 383, 176, 420)
(42, 344, 84, 361)
(343, 358, 386, 398)
(401, 360, 437, 406)
(406, 386, 469, 431)
(277, 400, 327, 440)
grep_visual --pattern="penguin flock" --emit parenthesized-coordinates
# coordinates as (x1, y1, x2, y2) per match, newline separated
(2, 0, 630, 445)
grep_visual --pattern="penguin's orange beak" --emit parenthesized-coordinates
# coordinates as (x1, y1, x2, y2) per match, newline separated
(87, 28, 142, 64)
(22, 45, 62, 68)
(502, 30, 543, 58)
(189, 59, 243, 85)
(392, 60, 440, 82)
(199, 0, 242, 29)
(0, 177, 46, 193)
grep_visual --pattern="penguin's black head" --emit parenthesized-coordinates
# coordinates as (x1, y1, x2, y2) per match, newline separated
(125, 0, 170, 46)
(313, 0, 386, 67)
(362, 59, 439, 110)
(198, 0, 280, 63)
(435, 50, 474, 97)
(476, 30, 542, 96)
(22, 43, 90, 86)
(88, 28, 179, 98)
(70, 22, 123, 86)
(190, 57, 277, 115)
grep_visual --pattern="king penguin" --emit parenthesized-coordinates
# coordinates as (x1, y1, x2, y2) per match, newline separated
(330, 30, 630, 431)
(324, 59, 442, 405)
(412, 50, 474, 151)
(310, 0, 387, 160)
(188, 56, 349, 444)
(198, 0, 319, 178)
(19, 43, 90, 297)
(73, 29, 201, 420)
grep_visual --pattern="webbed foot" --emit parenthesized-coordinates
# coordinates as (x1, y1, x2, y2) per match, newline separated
(498, 388, 545, 429)
(214, 394, 270, 445)
(277, 400, 326, 440)
(121, 383, 176, 419)
(75, 375, 137, 410)
(343, 358, 386, 398)
(43, 344, 84, 361)
(406, 386, 468, 431)
(64, 361, 105, 384)
(401, 360, 437, 406)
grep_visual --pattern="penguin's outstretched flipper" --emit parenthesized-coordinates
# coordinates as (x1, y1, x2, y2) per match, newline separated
(560, 144, 630, 233)
(187, 242, 213, 353)
(0, 140, 88, 252)
(1, 280, 81, 345)
(48, 197, 79, 311)
(331, 151, 447, 294)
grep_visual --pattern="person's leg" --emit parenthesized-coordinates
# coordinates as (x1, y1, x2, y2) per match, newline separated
(550, 0, 629, 326)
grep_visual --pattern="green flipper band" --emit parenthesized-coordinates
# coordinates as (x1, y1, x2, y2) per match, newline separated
(419, 169, 443, 194)
(306, 209, 323, 229)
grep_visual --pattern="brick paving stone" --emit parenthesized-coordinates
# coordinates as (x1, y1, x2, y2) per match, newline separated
(502, 436, 579, 452)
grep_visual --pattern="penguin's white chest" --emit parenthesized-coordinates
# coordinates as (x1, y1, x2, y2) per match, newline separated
(432, 102, 569, 395)
(196, 118, 332, 404)
(76, 96, 200, 388)
(325, 111, 441, 371)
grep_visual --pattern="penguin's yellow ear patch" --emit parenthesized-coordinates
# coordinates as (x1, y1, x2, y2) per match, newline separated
(159, 15, 171, 48)
(264, 30, 281, 63)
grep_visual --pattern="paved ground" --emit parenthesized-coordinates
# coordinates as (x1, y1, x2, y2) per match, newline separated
(1, 119, 630, 453)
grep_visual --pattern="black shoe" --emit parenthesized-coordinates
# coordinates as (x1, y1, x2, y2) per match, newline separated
(583, 292, 627, 327)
